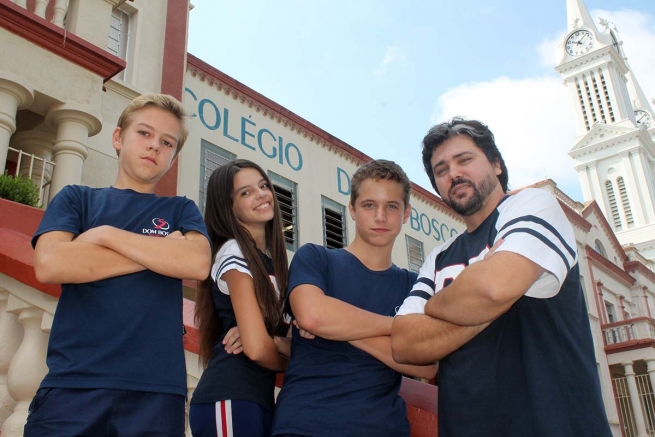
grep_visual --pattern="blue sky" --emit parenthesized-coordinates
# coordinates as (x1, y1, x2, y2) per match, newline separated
(188, 1, 655, 202)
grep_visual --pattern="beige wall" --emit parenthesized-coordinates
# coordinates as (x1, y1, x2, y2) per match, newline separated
(180, 71, 464, 270)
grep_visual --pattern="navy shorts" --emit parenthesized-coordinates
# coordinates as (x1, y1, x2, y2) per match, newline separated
(23, 387, 185, 437)
(189, 400, 272, 437)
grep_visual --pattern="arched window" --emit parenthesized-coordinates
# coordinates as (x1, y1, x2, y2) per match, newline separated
(594, 239, 607, 258)
(605, 180, 622, 231)
(616, 177, 634, 227)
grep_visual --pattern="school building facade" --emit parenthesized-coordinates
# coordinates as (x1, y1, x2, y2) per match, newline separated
(0, 0, 654, 436)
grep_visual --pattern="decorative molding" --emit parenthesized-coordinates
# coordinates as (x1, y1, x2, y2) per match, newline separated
(556, 44, 629, 76)
(624, 261, 655, 283)
(559, 199, 592, 232)
(604, 338, 655, 355)
(586, 245, 635, 287)
(0, 0, 125, 83)
(582, 201, 627, 263)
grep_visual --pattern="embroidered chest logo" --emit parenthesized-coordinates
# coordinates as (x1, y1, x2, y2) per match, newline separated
(142, 218, 171, 237)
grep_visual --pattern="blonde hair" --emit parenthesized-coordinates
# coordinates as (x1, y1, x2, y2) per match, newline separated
(117, 93, 189, 156)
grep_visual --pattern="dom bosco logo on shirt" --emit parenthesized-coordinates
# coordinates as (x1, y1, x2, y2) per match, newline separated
(142, 218, 171, 237)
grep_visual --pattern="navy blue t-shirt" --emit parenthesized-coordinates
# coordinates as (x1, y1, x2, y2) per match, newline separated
(32, 185, 209, 396)
(272, 244, 416, 437)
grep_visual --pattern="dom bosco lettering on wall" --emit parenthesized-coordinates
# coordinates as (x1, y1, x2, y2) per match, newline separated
(186, 88, 458, 243)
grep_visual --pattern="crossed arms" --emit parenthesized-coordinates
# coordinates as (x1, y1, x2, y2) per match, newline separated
(290, 285, 437, 379)
(34, 225, 211, 284)
(391, 250, 544, 365)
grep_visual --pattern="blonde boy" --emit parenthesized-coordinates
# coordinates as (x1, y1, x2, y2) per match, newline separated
(25, 94, 211, 436)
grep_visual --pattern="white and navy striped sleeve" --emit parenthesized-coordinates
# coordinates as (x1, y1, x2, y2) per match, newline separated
(495, 189, 578, 298)
(396, 238, 456, 316)
(211, 239, 252, 295)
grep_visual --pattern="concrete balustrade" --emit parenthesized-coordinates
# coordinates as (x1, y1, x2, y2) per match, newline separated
(51, 0, 68, 27)
(0, 290, 21, 425)
(33, 0, 48, 19)
(10, 0, 69, 28)
(1, 300, 50, 437)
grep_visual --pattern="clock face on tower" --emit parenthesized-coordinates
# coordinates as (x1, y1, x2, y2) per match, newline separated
(565, 30, 594, 56)
(634, 109, 652, 128)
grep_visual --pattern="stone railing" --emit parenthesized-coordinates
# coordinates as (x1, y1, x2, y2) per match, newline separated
(10, 0, 68, 27)
(0, 279, 56, 436)
(603, 317, 655, 346)
(6, 146, 55, 206)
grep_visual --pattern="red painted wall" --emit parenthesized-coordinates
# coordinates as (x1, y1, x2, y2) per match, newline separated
(155, 0, 189, 198)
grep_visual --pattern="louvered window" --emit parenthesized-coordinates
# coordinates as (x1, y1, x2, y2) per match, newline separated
(617, 177, 634, 227)
(322, 197, 347, 249)
(405, 235, 424, 273)
(268, 172, 298, 252)
(605, 180, 622, 231)
(199, 140, 236, 212)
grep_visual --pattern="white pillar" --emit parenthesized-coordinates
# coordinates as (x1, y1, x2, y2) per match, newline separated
(630, 149, 655, 223)
(1, 297, 50, 437)
(13, 1, 27, 9)
(45, 104, 102, 201)
(34, 0, 48, 18)
(0, 76, 34, 174)
(0, 290, 22, 425)
(575, 163, 593, 203)
(51, 0, 69, 27)
(623, 361, 649, 437)
(646, 359, 655, 403)
(588, 162, 609, 215)
(620, 150, 644, 226)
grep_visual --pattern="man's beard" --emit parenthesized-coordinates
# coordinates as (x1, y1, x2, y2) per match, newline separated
(445, 175, 498, 217)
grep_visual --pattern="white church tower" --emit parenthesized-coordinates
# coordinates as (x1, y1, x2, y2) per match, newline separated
(556, 0, 655, 262)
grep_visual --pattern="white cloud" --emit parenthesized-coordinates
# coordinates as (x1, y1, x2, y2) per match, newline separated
(430, 76, 580, 198)
(592, 9, 655, 103)
(429, 8, 655, 202)
(373, 45, 405, 76)
(537, 36, 563, 69)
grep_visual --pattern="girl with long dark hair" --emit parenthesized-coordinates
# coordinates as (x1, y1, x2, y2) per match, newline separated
(189, 159, 290, 436)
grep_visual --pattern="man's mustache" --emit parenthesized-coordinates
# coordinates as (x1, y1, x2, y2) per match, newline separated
(449, 178, 475, 196)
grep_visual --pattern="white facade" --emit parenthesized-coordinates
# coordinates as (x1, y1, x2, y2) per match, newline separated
(558, 0, 655, 264)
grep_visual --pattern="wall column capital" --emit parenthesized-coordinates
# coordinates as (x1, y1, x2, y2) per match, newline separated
(0, 74, 34, 174)
(45, 104, 102, 200)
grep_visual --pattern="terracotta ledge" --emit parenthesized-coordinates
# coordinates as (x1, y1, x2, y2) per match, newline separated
(0, 0, 125, 82)
(605, 338, 655, 354)
(0, 198, 60, 296)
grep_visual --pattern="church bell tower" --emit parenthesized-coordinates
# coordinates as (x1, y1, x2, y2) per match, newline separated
(556, 0, 655, 262)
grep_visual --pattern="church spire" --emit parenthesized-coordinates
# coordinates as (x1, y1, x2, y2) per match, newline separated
(566, 0, 599, 33)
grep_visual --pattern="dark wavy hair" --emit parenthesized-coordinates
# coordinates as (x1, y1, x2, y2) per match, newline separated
(195, 159, 289, 368)
(421, 117, 509, 196)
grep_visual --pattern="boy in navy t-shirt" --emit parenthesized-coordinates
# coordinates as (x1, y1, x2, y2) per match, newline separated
(272, 160, 436, 437)
(25, 94, 211, 436)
